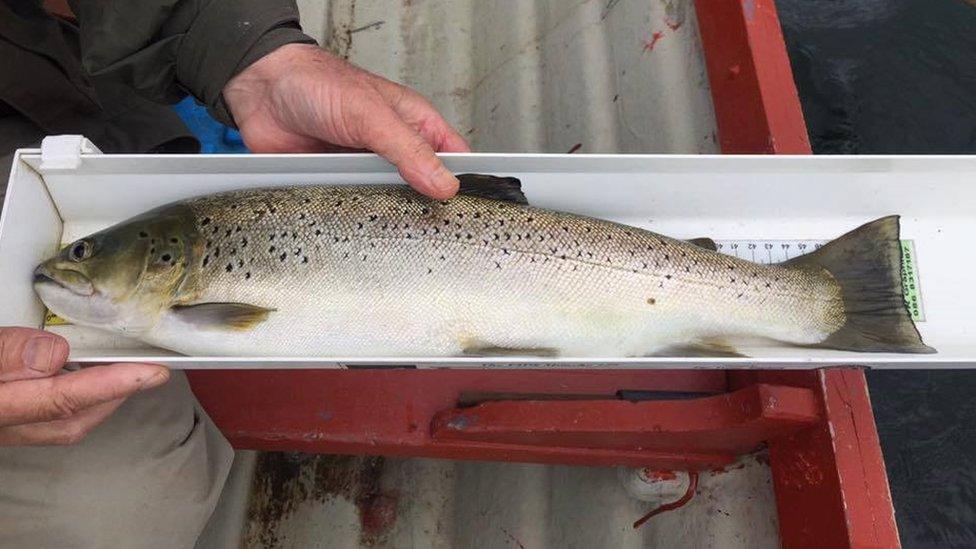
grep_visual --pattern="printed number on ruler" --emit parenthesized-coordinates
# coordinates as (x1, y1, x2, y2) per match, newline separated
(714, 239, 925, 322)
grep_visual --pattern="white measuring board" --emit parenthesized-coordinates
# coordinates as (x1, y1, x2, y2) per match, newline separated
(715, 239, 925, 322)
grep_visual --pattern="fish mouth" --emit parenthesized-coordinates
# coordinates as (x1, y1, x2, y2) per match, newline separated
(32, 264, 95, 297)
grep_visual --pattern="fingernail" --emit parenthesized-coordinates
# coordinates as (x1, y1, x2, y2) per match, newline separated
(139, 369, 170, 390)
(22, 336, 62, 373)
(430, 167, 459, 196)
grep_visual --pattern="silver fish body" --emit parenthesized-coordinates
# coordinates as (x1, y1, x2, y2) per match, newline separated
(35, 179, 932, 357)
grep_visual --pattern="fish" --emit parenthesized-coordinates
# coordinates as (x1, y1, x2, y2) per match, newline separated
(32, 174, 934, 357)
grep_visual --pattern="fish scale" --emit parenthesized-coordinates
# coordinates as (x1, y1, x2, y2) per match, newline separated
(130, 185, 848, 357)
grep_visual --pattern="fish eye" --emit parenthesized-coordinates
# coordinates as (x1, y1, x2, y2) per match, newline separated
(68, 240, 92, 262)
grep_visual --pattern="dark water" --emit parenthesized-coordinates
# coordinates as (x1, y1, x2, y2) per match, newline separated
(778, 0, 976, 153)
(775, 1, 976, 546)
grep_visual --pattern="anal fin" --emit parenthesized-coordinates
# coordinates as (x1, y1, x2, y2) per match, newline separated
(461, 344, 558, 358)
(653, 338, 748, 358)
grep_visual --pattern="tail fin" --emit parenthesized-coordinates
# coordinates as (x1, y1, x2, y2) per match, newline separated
(785, 216, 935, 354)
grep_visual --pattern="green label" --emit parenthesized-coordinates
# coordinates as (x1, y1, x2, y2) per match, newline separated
(900, 240, 924, 322)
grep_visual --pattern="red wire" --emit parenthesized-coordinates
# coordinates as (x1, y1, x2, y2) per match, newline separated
(632, 471, 700, 529)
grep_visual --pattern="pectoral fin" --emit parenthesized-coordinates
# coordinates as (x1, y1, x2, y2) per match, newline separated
(170, 303, 275, 331)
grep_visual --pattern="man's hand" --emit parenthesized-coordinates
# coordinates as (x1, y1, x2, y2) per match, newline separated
(224, 44, 470, 200)
(0, 328, 169, 445)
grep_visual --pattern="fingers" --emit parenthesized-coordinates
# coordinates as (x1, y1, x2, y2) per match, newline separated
(359, 105, 461, 199)
(0, 397, 126, 446)
(375, 83, 471, 153)
(0, 363, 169, 427)
(0, 328, 69, 381)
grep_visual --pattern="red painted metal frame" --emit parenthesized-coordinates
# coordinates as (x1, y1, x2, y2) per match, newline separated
(188, 0, 900, 547)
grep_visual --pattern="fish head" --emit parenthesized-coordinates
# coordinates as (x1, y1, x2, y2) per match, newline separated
(33, 209, 196, 335)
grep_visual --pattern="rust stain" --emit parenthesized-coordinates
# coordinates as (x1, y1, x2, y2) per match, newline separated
(244, 453, 396, 547)
(642, 31, 665, 53)
(642, 469, 678, 481)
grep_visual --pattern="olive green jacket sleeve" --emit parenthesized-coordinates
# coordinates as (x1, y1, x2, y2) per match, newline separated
(67, 0, 316, 126)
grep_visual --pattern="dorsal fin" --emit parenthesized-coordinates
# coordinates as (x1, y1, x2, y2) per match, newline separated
(457, 174, 527, 204)
(686, 237, 717, 251)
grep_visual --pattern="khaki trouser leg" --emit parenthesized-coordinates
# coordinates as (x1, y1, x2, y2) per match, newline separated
(0, 372, 235, 549)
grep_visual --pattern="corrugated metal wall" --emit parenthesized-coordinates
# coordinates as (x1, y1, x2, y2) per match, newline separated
(301, 0, 719, 154)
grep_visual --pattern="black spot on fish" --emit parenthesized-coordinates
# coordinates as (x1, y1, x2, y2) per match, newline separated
(291, 232, 297, 239)
(245, 272, 251, 279)
(457, 212, 464, 219)
(226, 263, 233, 272)
(685, 266, 690, 272)
(303, 198, 311, 204)
(443, 219, 450, 226)
(294, 247, 301, 256)
(473, 212, 480, 219)
(427, 267, 433, 274)
(212, 227, 219, 235)
(439, 255, 446, 261)
(270, 234, 276, 241)
(279, 253, 287, 262)
(242, 238, 248, 247)
(334, 200, 343, 207)
(466, 233, 473, 240)
(728, 265, 734, 271)
(237, 259, 243, 268)
(315, 229, 322, 236)
(665, 274, 672, 280)
(737, 293, 744, 299)
(421, 208, 430, 215)
(664, 254, 670, 261)
(362, 255, 367, 261)
(201, 218, 211, 227)
(231, 204, 238, 210)
(333, 237, 340, 243)
(230, 248, 236, 256)
(302, 256, 309, 264)
(299, 213, 306, 220)
(495, 262, 501, 269)
(270, 207, 277, 214)
(560, 254, 567, 260)
(139, 231, 149, 238)
(730, 277, 736, 283)
(357, 222, 363, 229)
(161, 253, 171, 262)
(765, 282, 772, 288)
(269, 246, 276, 253)
(432, 227, 440, 235)
(369, 215, 378, 222)
(225, 229, 232, 237)
(203, 255, 210, 267)
(150, 247, 156, 255)
(439, 201, 450, 206)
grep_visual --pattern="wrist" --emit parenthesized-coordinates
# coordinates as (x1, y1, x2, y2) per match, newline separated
(224, 43, 321, 122)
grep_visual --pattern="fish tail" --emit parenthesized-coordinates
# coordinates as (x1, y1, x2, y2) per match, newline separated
(783, 216, 935, 354)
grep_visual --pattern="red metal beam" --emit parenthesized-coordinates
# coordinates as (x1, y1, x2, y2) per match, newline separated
(695, 0, 811, 153)
(432, 384, 819, 457)
(188, 369, 737, 469)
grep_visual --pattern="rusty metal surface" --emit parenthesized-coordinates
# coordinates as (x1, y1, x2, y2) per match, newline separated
(239, 452, 779, 549)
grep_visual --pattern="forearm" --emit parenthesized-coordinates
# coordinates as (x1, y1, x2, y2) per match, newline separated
(67, 0, 315, 126)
